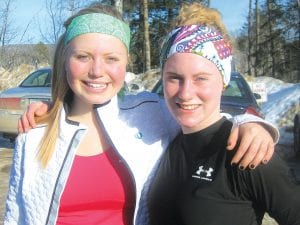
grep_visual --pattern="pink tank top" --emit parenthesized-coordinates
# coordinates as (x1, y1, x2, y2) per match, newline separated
(56, 147, 135, 225)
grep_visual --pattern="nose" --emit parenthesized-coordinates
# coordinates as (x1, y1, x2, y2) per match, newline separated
(89, 58, 104, 78)
(177, 80, 194, 100)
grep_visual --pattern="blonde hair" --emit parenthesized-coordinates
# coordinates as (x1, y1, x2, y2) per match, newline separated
(173, 2, 232, 45)
(36, 3, 125, 168)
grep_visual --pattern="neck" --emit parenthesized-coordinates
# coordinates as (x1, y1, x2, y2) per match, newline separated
(68, 101, 95, 125)
(182, 112, 222, 134)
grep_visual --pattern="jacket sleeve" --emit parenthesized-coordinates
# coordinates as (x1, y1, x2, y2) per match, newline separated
(226, 113, 279, 144)
(242, 153, 300, 224)
(4, 134, 26, 224)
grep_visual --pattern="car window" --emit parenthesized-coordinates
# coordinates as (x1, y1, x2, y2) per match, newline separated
(20, 70, 51, 87)
(223, 80, 243, 97)
(222, 77, 250, 99)
(153, 80, 163, 96)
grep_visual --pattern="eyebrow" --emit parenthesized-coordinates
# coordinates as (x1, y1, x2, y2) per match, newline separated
(164, 71, 212, 77)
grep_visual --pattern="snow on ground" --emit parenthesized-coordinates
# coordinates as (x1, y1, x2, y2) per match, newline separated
(256, 77, 300, 147)
(259, 77, 299, 124)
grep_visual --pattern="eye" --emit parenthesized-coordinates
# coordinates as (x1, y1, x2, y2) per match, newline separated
(75, 54, 90, 62)
(105, 55, 120, 63)
(195, 75, 208, 82)
(196, 76, 206, 81)
(165, 75, 184, 85)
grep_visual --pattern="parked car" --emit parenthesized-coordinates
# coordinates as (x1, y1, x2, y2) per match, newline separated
(0, 68, 52, 140)
(151, 71, 264, 118)
(294, 112, 300, 156)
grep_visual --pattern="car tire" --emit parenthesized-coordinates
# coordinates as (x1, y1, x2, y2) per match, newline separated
(294, 113, 300, 156)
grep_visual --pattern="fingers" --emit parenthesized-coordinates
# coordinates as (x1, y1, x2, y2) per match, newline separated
(18, 111, 33, 133)
(227, 124, 239, 150)
(245, 140, 269, 169)
(230, 132, 252, 166)
(17, 101, 49, 133)
(262, 142, 274, 164)
(26, 104, 38, 128)
(230, 122, 275, 169)
(248, 140, 274, 168)
(236, 136, 265, 169)
(18, 117, 26, 133)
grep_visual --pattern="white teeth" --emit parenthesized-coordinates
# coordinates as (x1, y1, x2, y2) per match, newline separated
(179, 104, 199, 110)
(87, 82, 106, 88)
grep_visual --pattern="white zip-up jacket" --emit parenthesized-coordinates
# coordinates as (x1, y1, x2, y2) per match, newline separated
(4, 91, 279, 225)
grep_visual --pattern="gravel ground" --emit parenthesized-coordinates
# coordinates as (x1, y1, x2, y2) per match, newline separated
(0, 137, 298, 224)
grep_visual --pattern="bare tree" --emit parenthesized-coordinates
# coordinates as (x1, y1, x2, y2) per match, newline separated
(254, 0, 260, 77)
(207, 0, 211, 7)
(0, 0, 17, 47)
(297, 0, 300, 44)
(267, 0, 276, 78)
(111, 0, 123, 14)
(38, 0, 98, 44)
(247, 0, 253, 76)
(38, 0, 68, 44)
(0, 0, 21, 68)
(65, 0, 81, 15)
(142, 0, 151, 71)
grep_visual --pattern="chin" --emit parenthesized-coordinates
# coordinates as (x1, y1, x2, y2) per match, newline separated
(178, 120, 199, 130)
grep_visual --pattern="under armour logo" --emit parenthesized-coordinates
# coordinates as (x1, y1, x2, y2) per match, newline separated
(192, 165, 214, 181)
(196, 166, 214, 177)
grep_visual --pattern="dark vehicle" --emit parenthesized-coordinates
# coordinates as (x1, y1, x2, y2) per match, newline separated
(0, 68, 52, 139)
(151, 72, 263, 118)
(294, 112, 300, 156)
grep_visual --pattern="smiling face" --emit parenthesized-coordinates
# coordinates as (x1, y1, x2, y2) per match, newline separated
(64, 33, 128, 112)
(163, 53, 224, 134)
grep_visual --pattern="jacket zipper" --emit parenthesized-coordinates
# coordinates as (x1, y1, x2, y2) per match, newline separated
(45, 129, 84, 225)
(94, 108, 137, 225)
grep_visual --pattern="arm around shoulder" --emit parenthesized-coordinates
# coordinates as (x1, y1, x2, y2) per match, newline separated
(230, 114, 279, 144)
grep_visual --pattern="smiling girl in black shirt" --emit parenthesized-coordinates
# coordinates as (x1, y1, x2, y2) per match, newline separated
(148, 2, 300, 225)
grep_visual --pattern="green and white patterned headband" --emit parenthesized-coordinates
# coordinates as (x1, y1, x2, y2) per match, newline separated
(64, 13, 131, 49)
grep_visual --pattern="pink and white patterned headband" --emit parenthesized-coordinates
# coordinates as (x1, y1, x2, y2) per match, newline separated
(160, 24, 232, 86)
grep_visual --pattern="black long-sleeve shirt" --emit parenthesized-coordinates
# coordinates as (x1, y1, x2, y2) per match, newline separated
(148, 117, 300, 225)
